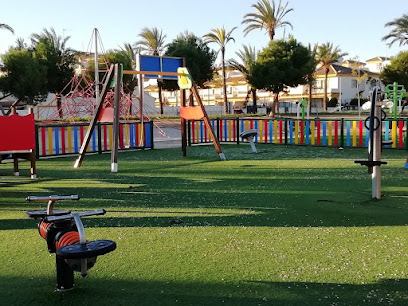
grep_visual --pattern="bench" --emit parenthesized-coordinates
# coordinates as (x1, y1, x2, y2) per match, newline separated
(0, 113, 37, 179)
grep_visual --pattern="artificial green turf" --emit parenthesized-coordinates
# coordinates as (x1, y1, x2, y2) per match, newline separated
(1, 144, 408, 305)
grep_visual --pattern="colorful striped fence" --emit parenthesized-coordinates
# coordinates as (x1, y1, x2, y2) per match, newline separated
(188, 118, 408, 150)
(36, 121, 153, 158)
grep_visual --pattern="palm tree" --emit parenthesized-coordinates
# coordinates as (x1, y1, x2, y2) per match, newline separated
(14, 38, 27, 50)
(136, 27, 166, 56)
(30, 27, 75, 118)
(204, 26, 237, 114)
(115, 43, 139, 95)
(119, 43, 137, 68)
(0, 23, 14, 34)
(242, 0, 293, 40)
(136, 27, 166, 114)
(306, 43, 318, 113)
(382, 14, 408, 47)
(228, 45, 258, 111)
(30, 27, 70, 51)
(315, 42, 347, 110)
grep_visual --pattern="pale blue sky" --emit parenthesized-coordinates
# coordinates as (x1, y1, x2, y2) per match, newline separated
(1, 0, 406, 63)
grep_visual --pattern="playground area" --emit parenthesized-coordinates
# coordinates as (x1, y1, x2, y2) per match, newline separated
(1, 144, 408, 305)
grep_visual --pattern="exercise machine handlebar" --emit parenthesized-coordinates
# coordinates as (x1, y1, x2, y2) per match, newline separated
(26, 195, 80, 202)
(26, 195, 80, 216)
(45, 209, 106, 222)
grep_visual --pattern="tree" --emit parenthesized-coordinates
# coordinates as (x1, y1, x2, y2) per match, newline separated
(242, 0, 293, 40)
(104, 49, 137, 94)
(315, 42, 347, 110)
(136, 27, 166, 56)
(305, 43, 318, 113)
(30, 27, 70, 52)
(14, 38, 28, 50)
(204, 26, 237, 114)
(118, 43, 136, 69)
(249, 37, 315, 117)
(382, 14, 408, 47)
(31, 28, 76, 118)
(380, 51, 408, 89)
(351, 61, 369, 116)
(162, 32, 216, 90)
(228, 45, 258, 110)
(0, 23, 14, 34)
(0, 49, 47, 105)
(135, 27, 167, 115)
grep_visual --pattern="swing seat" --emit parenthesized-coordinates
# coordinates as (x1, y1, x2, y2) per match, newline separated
(180, 106, 204, 120)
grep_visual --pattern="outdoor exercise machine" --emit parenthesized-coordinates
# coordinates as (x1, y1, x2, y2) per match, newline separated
(296, 98, 308, 120)
(354, 87, 390, 199)
(384, 82, 407, 118)
(240, 129, 258, 153)
(384, 82, 408, 169)
(26, 195, 116, 291)
(0, 108, 36, 179)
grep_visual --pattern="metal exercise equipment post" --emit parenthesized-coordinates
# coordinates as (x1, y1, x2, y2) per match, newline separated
(354, 88, 388, 199)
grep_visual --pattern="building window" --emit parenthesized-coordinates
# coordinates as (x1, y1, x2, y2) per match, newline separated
(352, 80, 357, 88)
(314, 80, 323, 89)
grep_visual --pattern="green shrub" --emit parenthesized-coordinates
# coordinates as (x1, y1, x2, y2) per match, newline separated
(328, 98, 338, 107)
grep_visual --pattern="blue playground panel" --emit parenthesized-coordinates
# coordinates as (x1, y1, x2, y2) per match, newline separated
(140, 55, 183, 80)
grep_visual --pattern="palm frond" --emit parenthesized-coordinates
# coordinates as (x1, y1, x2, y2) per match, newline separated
(136, 27, 167, 56)
(382, 14, 408, 47)
(0, 23, 14, 34)
(242, 0, 293, 40)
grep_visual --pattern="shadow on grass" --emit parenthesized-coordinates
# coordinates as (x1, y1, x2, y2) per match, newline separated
(2, 198, 408, 231)
(1, 275, 407, 305)
(1, 145, 407, 230)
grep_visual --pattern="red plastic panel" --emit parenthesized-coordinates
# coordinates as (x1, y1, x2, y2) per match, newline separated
(0, 114, 35, 151)
(98, 107, 114, 123)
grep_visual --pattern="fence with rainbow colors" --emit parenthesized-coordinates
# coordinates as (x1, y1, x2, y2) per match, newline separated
(35, 121, 153, 158)
(187, 118, 408, 150)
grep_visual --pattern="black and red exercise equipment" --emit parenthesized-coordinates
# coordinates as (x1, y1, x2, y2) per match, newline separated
(26, 195, 116, 291)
